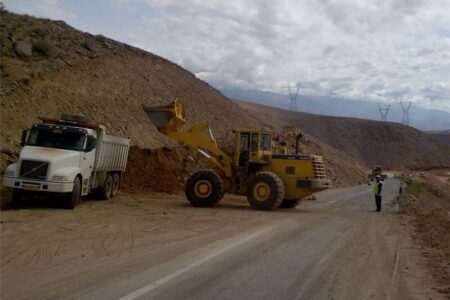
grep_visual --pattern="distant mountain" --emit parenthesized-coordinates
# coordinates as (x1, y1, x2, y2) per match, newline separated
(221, 87, 450, 131)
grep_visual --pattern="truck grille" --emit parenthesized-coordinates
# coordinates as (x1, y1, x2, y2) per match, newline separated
(20, 160, 48, 180)
(312, 156, 326, 179)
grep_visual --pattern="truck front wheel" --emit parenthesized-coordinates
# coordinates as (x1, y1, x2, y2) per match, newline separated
(65, 177, 81, 209)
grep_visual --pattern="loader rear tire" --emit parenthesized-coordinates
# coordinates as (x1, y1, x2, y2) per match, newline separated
(185, 169, 224, 207)
(247, 172, 285, 211)
(279, 199, 301, 209)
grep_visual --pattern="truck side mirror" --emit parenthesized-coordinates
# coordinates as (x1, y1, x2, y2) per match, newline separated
(85, 136, 97, 152)
(20, 129, 29, 147)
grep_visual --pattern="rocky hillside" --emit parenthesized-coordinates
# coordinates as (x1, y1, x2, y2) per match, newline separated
(428, 130, 450, 147)
(237, 100, 450, 170)
(0, 10, 367, 189)
(0, 10, 261, 153)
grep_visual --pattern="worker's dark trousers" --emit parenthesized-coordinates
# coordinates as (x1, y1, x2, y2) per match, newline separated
(375, 195, 382, 211)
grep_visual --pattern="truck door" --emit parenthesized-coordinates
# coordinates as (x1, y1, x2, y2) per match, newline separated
(80, 134, 96, 195)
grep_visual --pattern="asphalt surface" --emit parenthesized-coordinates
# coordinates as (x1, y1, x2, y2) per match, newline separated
(73, 179, 428, 300)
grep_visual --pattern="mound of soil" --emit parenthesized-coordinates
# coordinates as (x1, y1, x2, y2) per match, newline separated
(402, 180, 450, 295)
(122, 146, 209, 194)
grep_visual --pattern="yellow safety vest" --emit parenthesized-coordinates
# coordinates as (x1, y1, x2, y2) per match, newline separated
(373, 182, 381, 195)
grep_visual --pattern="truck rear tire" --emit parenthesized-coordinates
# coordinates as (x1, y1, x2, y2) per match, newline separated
(185, 169, 224, 207)
(111, 173, 120, 198)
(98, 174, 113, 200)
(247, 172, 285, 211)
(279, 199, 301, 209)
(65, 177, 81, 209)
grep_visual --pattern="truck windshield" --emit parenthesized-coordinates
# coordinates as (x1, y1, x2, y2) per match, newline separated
(26, 128, 86, 151)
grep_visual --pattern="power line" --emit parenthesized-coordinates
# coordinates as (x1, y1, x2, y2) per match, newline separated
(285, 82, 301, 112)
(400, 101, 412, 126)
(377, 104, 390, 121)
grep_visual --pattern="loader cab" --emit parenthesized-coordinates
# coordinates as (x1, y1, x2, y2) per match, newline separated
(234, 129, 273, 167)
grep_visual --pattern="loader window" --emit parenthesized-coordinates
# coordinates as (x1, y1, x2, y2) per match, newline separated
(239, 133, 250, 166)
(251, 134, 259, 151)
(259, 134, 272, 151)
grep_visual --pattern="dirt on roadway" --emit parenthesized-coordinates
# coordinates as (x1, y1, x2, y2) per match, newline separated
(1, 179, 446, 300)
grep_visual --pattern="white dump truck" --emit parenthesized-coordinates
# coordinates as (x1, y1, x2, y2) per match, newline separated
(2, 114, 130, 208)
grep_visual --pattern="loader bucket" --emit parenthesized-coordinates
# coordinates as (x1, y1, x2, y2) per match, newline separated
(143, 99, 186, 133)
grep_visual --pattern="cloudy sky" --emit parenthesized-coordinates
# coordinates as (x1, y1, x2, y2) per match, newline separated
(4, 0, 450, 112)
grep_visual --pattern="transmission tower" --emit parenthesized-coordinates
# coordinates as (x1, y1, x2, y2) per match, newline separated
(285, 82, 301, 111)
(400, 101, 412, 126)
(377, 104, 390, 121)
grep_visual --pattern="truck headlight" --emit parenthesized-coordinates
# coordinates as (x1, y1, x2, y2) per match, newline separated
(4, 170, 15, 177)
(51, 175, 70, 182)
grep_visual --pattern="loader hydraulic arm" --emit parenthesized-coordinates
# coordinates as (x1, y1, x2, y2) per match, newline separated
(143, 100, 233, 177)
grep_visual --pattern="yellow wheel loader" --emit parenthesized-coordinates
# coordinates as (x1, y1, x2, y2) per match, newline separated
(143, 100, 331, 210)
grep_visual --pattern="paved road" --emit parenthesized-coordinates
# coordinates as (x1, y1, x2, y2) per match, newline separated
(70, 179, 434, 300)
(4, 179, 441, 299)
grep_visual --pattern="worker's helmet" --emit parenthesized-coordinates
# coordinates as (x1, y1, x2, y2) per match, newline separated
(376, 175, 381, 179)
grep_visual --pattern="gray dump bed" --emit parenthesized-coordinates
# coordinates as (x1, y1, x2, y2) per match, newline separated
(95, 127, 130, 172)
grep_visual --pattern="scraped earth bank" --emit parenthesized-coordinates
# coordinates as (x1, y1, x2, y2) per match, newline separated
(122, 146, 211, 193)
(401, 177, 450, 295)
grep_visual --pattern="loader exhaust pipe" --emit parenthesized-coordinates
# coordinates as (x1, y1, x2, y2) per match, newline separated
(295, 132, 303, 154)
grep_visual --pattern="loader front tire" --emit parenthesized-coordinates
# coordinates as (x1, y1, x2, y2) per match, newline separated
(247, 172, 285, 211)
(185, 169, 224, 207)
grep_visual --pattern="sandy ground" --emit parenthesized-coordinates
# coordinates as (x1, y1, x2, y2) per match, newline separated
(0, 180, 445, 300)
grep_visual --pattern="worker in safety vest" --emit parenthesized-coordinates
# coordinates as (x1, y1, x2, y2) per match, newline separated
(279, 141, 288, 154)
(373, 175, 383, 212)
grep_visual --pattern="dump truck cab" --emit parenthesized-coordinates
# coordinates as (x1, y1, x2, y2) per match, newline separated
(3, 114, 130, 209)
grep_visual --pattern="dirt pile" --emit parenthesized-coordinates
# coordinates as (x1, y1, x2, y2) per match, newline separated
(121, 146, 210, 193)
(401, 179, 450, 295)
(237, 100, 450, 170)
